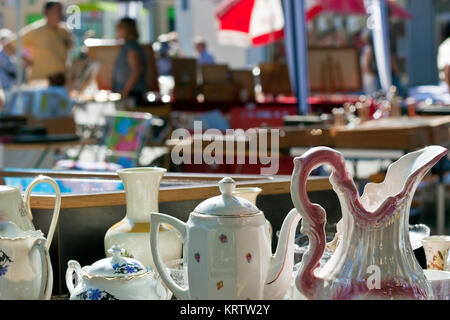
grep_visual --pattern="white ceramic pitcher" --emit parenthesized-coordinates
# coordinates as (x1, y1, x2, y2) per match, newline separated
(0, 175, 61, 299)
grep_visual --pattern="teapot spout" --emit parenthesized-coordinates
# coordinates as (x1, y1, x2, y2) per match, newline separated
(264, 208, 301, 300)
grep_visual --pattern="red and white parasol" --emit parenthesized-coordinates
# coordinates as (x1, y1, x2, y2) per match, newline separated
(305, 0, 412, 20)
(215, 0, 285, 47)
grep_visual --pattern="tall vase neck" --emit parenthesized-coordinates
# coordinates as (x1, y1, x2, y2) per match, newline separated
(119, 170, 165, 222)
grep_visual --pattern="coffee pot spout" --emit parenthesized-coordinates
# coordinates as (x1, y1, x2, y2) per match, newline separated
(264, 208, 301, 300)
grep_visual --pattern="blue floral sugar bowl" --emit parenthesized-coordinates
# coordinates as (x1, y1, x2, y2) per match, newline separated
(66, 245, 171, 300)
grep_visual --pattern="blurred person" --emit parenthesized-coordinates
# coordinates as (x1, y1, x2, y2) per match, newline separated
(0, 29, 19, 90)
(390, 52, 405, 97)
(0, 82, 4, 111)
(154, 36, 172, 76)
(0, 29, 31, 90)
(387, 9, 406, 97)
(167, 31, 183, 57)
(360, 29, 379, 95)
(112, 18, 149, 104)
(438, 22, 450, 92)
(194, 36, 215, 65)
(352, 30, 365, 53)
(66, 30, 100, 98)
(7, 1, 73, 82)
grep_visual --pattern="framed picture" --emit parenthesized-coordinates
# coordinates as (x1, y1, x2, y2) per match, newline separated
(308, 46, 362, 93)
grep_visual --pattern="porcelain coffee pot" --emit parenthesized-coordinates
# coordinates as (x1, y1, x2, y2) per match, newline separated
(150, 177, 300, 300)
(291, 146, 448, 300)
(0, 175, 61, 300)
(0, 222, 52, 299)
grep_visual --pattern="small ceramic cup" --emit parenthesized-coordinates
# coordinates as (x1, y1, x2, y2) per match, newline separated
(421, 236, 450, 270)
(423, 270, 450, 300)
(232, 187, 273, 242)
(232, 187, 262, 204)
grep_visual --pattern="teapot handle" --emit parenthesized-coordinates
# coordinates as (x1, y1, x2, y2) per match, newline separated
(150, 212, 189, 300)
(30, 237, 52, 300)
(65, 260, 82, 296)
(24, 176, 61, 251)
(291, 147, 352, 299)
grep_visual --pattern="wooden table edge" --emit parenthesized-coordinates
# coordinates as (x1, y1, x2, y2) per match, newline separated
(29, 176, 332, 210)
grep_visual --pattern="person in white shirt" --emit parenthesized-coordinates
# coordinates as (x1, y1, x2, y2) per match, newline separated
(194, 36, 215, 65)
(437, 22, 450, 91)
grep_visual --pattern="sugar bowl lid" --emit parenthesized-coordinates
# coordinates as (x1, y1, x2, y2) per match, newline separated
(82, 245, 148, 279)
(193, 177, 260, 216)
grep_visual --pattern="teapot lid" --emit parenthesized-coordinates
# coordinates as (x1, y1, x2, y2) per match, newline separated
(193, 177, 260, 216)
(82, 245, 148, 279)
(0, 221, 43, 240)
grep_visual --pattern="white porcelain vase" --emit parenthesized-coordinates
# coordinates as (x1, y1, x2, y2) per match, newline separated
(233, 187, 273, 244)
(104, 167, 182, 269)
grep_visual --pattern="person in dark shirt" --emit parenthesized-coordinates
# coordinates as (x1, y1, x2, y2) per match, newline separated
(112, 18, 148, 104)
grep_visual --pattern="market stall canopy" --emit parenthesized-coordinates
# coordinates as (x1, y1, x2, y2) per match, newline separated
(306, 0, 412, 20)
(77, 1, 148, 14)
(215, 0, 285, 47)
(77, 1, 119, 12)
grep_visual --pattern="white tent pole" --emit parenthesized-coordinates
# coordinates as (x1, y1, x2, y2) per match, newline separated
(15, 0, 23, 114)
(365, 0, 392, 97)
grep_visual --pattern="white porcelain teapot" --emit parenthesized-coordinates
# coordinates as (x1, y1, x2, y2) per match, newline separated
(150, 177, 300, 300)
(66, 245, 171, 300)
(0, 175, 61, 300)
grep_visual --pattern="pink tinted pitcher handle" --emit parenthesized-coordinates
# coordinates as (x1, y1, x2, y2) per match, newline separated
(290, 147, 354, 299)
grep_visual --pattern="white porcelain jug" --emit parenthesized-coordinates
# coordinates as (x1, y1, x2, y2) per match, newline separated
(150, 177, 300, 300)
(0, 175, 61, 300)
(0, 222, 52, 299)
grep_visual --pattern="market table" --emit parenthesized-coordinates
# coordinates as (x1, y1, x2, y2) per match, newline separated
(416, 104, 450, 116)
(291, 116, 450, 235)
(0, 169, 334, 295)
(0, 135, 95, 168)
(167, 116, 450, 233)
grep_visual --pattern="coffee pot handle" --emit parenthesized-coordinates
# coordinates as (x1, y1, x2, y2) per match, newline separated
(150, 212, 189, 300)
(24, 176, 61, 251)
(30, 237, 52, 300)
(65, 260, 82, 296)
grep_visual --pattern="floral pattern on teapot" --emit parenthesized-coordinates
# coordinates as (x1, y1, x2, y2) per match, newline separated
(0, 250, 12, 277)
(219, 234, 228, 243)
(112, 262, 143, 275)
(76, 288, 118, 300)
